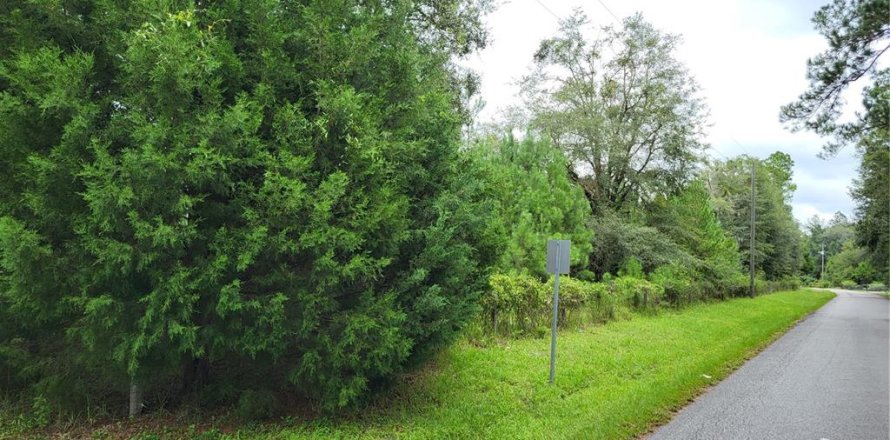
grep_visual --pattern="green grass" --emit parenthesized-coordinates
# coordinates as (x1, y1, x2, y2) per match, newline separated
(1, 290, 834, 439)
(238, 289, 833, 439)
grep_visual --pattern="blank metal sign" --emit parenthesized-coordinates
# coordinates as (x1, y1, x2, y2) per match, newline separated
(546, 239, 570, 274)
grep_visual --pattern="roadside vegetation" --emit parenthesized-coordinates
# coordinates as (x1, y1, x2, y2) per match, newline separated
(801, 212, 888, 291)
(0, 290, 834, 439)
(783, 0, 889, 288)
(0, 0, 884, 436)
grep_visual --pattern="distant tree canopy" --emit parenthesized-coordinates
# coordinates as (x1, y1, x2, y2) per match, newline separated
(0, 0, 496, 411)
(707, 154, 802, 281)
(803, 213, 856, 278)
(521, 12, 708, 212)
(781, 0, 888, 284)
(801, 210, 886, 287)
(850, 72, 889, 284)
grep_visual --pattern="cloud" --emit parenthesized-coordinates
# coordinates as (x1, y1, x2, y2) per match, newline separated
(794, 204, 840, 225)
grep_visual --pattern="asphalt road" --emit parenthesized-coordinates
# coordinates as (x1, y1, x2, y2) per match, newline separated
(649, 289, 889, 440)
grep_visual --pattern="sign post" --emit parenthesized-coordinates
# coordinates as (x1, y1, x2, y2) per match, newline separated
(546, 239, 570, 384)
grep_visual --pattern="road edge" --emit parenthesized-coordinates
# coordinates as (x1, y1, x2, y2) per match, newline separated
(638, 289, 838, 439)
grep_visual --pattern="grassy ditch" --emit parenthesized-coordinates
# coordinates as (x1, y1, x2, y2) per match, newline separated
(1, 289, 834, 439)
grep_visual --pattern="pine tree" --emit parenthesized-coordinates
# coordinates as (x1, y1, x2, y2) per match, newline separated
(464, 135, 593, 277)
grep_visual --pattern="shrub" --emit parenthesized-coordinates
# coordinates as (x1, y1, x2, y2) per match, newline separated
(867, 282, 887, 291)
(852, 261, 877, 285)
(778, 276, 802, 291)
(840, 280, 858, 289)
(649, 265, 694, 305)
(481, 270, 806, 339)
(575, 270, 597, 282)
(613, 277, 664, 309)
(799, 274, 817, 286)
(236, 390, 279, 421)
(486, 274, 549, 335)
(618, 257, 645, 279)
(557, 277, 616, 325)
(483, 273, 668, 335)
(589, 211, 698, 277)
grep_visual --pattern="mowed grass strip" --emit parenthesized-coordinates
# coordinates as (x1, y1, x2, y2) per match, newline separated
(239, 290, 833, 440)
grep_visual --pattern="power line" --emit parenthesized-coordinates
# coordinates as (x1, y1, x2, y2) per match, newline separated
(728, 135, 754, 158)
(594, 0, 621, 23)
(532, 0, 561, 21)
(532, 0, 621, 25)
(705, 149, 730, 162)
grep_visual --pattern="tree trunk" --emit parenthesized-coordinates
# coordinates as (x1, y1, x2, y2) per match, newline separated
(129, 380, 143, 417)
(182, 357, 210, 394)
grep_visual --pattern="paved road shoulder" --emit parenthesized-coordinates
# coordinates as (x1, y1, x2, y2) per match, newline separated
(649, 289, 889, 440)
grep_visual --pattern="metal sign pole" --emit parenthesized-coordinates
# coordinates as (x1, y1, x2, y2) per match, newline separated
(546, 239, 569, 384)
(549, 244, 561, 384)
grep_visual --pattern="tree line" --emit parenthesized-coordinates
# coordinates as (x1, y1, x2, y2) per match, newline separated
(782, 0, 889, 287)
(0, 0, 885, 423)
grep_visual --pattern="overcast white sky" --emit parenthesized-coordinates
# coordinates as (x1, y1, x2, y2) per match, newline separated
(463, 0, 865, 225)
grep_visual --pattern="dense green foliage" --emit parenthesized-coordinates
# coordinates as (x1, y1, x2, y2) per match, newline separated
(803, 213, 886, 287)
(850, 71, 889, 285)
(479, 271, 798, 338)
(648, 182, 742, 282)
(587, 210, 696, 277)
(483, 273, 657, 336)
(0, 0, 825, 425)
(783, 0, 888, 284)
(463, 135, 593, 276)
(708, 154, 802, 280)
(0, 0, 499, 411)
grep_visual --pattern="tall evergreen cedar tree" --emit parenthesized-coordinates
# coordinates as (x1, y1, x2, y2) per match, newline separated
(0, 0, 500, 410)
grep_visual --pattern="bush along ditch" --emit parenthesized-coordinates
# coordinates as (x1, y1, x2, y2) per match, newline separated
(479, 272, 802, 338)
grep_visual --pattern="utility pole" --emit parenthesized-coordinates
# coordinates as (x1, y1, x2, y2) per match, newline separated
(820, 243, 825, 280)
(749, 160, 756, 298)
